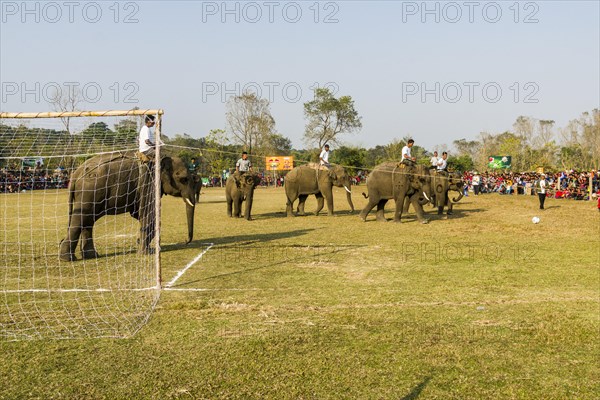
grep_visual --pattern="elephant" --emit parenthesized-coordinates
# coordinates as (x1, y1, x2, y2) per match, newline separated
(59, 152, 196, 262)
(359, 162, 432, 223)
(405, 170, 465, 217)
(226, 172, 261, 220)
(430, 170, 465, 217)
(285, 163, 354, 217)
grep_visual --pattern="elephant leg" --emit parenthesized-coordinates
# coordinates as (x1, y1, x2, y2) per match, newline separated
(359, 199, 378, 221)
(402, 196, 411, 213)
(315, 193, 325, 215)
(297, 194, 309, 216)
(286, 198, 295, 217)
(226, 198, 233, 217)
(80, 226, 98, 259)
(236, 198, 244, 218)
(394, 197, 404, 223)
(321, 188, 334, 216)
(138, 164, 156, 254)
(376, 199, 388, 222)
(59, 210, 84, 261)
(411, 196, 429, 224)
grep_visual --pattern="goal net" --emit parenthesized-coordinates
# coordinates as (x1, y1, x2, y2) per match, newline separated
(0, 110, 163, 340)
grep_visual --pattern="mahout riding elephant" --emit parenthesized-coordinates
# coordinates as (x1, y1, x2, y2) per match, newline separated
(359, 162, 431, 223)
(226, 172, 261, 220)
(285, 163, 354, 217)
(59, 152, 196, 261)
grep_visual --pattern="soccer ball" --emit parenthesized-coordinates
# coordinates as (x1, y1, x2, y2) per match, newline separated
(532, 217, 540, 224)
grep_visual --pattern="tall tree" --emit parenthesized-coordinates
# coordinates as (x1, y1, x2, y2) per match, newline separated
(226, 92, 275, 156)
(303, 88, 362, 150)
(47, 84, 83, 134)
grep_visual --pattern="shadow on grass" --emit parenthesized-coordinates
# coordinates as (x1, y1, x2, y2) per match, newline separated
(171, 243, 364, 287)
(401, 376, 432, 400)
(161, 228, 317, 252)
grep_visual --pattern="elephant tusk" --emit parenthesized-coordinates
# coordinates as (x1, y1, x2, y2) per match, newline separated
(423, 192, 430, 202)
(185, 198, 194, 207)
(344, 186, 352, 194)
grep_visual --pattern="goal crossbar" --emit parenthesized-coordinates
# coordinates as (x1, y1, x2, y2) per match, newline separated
(0, 109, 164, 119)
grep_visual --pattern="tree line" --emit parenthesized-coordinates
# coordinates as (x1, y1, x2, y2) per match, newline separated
(1, 85, 598, 175)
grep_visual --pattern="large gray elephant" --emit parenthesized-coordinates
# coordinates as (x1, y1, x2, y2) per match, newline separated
(226, 172, 261, 220)
(359, 162, 431, 223)
(285, 163, 354, 217)
(405, 170, 465, 217)
(59, 152, 196, 261)
(430, 170, 464, 216)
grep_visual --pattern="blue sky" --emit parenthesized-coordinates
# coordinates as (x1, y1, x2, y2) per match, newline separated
(1, 1, 598, 150)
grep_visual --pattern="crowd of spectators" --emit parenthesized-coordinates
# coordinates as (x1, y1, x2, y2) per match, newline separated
(1, 167, 70, 193)
(461, 170, 599, 200)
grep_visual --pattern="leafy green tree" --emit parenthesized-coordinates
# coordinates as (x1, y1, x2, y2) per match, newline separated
(330, 146, 367, 175)
(303, 88, 362, 150)
(447, 154, 474, 172)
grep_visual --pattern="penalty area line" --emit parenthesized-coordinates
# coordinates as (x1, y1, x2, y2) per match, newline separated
(165, 243, 214, 288)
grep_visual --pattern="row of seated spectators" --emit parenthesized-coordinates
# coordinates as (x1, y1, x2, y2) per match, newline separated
(461, 170, 599, 200)
(1, 168, 70, 193)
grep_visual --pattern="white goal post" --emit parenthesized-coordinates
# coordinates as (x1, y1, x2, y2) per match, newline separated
(0, 109, 163, 340)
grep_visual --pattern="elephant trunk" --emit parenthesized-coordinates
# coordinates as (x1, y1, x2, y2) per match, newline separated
(244, 189, 254, 220)
(452, 192, 464, 203)
(345, 190, 355, 212)
(418, 193, 430, 205)
(184, 192, 195, 244)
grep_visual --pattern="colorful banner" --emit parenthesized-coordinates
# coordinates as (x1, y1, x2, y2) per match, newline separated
(265, 156, 294, 171)
(22, 157, 44, 167)
(487, 156, 511, 169)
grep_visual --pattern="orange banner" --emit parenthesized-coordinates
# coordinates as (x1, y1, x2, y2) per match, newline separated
(265, 156, 294, 171)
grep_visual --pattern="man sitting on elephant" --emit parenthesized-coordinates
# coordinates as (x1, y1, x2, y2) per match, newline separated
(236, 151, 252, 174)
(401, 139, 417, 166)
(320, 144, 331, 168)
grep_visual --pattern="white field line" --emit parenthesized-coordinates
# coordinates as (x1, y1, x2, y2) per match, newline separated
(165, 243, 214, 288)
(163, 288, 266, 292)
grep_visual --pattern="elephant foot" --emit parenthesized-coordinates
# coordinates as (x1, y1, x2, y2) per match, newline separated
(59, 253, 77, 262)
(297, 212, 306, 216)
(59, 240, 76, 262)
(82, 249, 99, 260)
(376, 217, 388, 223)
(447, 211, 453, 215)
(420, 219, 430, 224)
(358, 214, 367, 222)
(393, 219, 402, 223)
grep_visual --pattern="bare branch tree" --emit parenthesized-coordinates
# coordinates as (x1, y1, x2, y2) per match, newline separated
(226, 92, 275, 156)
(47, 84, 84, 134)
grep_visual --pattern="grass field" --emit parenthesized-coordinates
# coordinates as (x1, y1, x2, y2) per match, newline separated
(1, 186, 599, 399)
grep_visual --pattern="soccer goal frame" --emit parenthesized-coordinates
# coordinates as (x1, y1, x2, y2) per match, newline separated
(0, 109, 164, 340)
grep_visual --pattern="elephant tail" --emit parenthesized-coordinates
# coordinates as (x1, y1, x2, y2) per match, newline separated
(362, 192, 369, 199)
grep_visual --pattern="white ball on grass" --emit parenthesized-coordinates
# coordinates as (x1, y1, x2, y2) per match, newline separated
(532, 217, 540, 224)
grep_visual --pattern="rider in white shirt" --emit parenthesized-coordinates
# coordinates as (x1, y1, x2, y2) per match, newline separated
(320, 144, 331, 167)
(436, 152, 448, 171)
(401, 139, 416, 164)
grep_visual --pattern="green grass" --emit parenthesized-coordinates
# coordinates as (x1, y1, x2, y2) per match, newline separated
(1, 186, 599, 399)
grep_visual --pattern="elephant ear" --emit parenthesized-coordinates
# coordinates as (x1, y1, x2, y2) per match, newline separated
(159, 157, 178, 195)
(253, 174, 261, 186)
